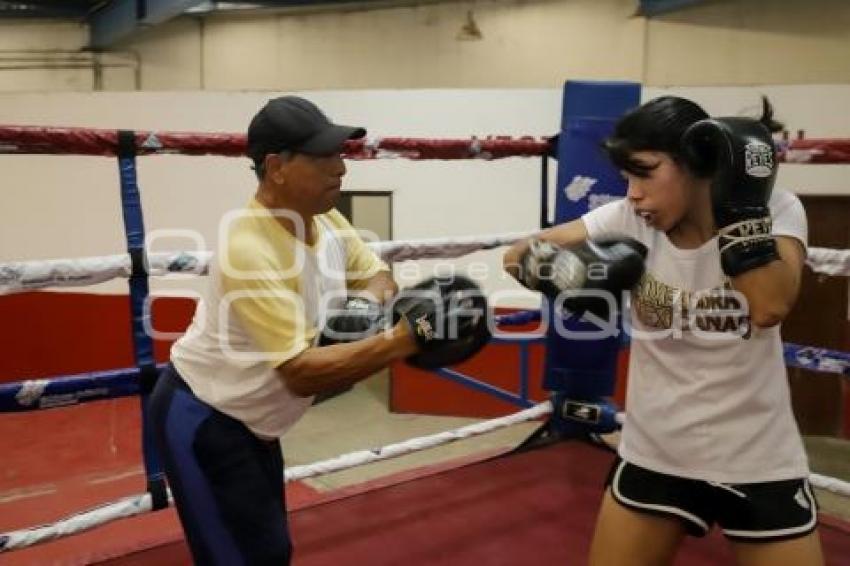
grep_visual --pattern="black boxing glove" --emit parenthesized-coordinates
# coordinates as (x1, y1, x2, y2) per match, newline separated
(391, 275, 490, 369)
(318, 296, 385, 346)
(518, 237, 647, 319)
(681, 117, 780, 276)
(517, 239, 566, 298)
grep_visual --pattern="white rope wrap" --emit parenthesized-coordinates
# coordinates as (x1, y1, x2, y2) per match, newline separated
(2, 235, 848, 295)
(0, 254, 130, 294)
(370, 231, 531, 263)
(283, 400, 552, 483)
(363, 137, 381, 153)
(808, 247, 850, 277)
(810, 473, 850, 498)
(784, 149, 822, 163)
(0, 493, 162, 551)
(0, 233, 532, 295)
(360, 137, 407, 160)
(0, 251, 213, 294)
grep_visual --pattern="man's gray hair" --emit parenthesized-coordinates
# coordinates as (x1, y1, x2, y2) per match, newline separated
(252, 150, 294, 181)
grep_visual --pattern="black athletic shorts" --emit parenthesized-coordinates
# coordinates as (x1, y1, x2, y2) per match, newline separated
(605, 457, 818, 542)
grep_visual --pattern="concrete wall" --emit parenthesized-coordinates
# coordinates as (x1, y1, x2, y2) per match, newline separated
(1, 0, 848, 92)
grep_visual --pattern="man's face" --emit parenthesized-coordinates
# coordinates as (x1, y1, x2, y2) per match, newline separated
(268, 151, 347, 215)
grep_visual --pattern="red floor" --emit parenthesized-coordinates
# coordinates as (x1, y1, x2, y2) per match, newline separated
(98, 442, 850, 566)
(3, 419, 850, 565)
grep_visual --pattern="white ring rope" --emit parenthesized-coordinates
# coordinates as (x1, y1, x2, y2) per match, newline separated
(283, 400, 552, 483)
(0, 493, 169, 552)
(808, 247, 850, 277)
(0, 233, 534, 295)
(0, 399, 551, 552)
(370, 231, 532, 263)
(811, 473, 850, 499)
(0, 251, 212, 295)
(0, 234, 846, 295)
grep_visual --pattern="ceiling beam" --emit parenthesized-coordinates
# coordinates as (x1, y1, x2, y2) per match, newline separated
(638, 0, 707, 17)
(0, 0, 93, 19)
(89, 0, 205, 48)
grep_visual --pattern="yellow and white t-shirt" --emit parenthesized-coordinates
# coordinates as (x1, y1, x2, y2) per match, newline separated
(172, 198, 388, 439)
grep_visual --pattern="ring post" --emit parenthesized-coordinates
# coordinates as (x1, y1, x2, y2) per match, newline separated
(545, 80, 640, 437)
(116, 130, 168, 510)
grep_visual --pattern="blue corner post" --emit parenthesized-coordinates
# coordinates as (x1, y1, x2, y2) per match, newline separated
(116, 130, 169, 510)
(544, 80, 640, 435)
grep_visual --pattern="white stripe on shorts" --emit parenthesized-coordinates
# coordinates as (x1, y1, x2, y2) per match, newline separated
(722, 479, 817, 539)
(610, 460, 710, 534)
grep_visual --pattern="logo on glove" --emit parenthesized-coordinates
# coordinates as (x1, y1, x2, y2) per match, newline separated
(744, 141, 774, 178)
(413, 314, 436, 341)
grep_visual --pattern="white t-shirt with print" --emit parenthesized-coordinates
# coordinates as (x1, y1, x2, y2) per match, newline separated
(582, 189, 810, 483)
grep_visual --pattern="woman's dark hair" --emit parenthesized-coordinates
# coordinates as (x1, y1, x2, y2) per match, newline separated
(603, 95, 782, 177)
(756, 95, 784, 133)
(603, 96, 709, 177)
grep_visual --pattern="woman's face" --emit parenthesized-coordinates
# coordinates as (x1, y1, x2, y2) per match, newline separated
(622, 151, 701, 232)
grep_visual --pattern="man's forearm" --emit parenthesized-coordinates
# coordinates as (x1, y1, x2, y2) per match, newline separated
(278, 323, 416, 397)
(362, 270, 398, 303)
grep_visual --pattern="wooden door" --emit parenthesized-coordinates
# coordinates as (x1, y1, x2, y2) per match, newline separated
(782, 196, 850, 437)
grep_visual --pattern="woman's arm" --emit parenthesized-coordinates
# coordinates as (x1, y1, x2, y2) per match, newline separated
(503, 219, 589, 280)
(729, 236, 805, 328)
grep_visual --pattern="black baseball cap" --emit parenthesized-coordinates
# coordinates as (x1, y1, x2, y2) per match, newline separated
(246, 96, 366, 161)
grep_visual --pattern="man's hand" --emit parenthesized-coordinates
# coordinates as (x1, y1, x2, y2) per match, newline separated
(318, 296, 385, 346)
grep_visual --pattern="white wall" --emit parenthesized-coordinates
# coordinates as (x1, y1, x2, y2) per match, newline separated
(0, 89, 558, 305)
(0, 86, 847, 306)
(0, 21, 92, 92)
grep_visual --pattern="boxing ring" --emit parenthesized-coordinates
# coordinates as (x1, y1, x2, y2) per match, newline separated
(2, 86, 850, 565)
